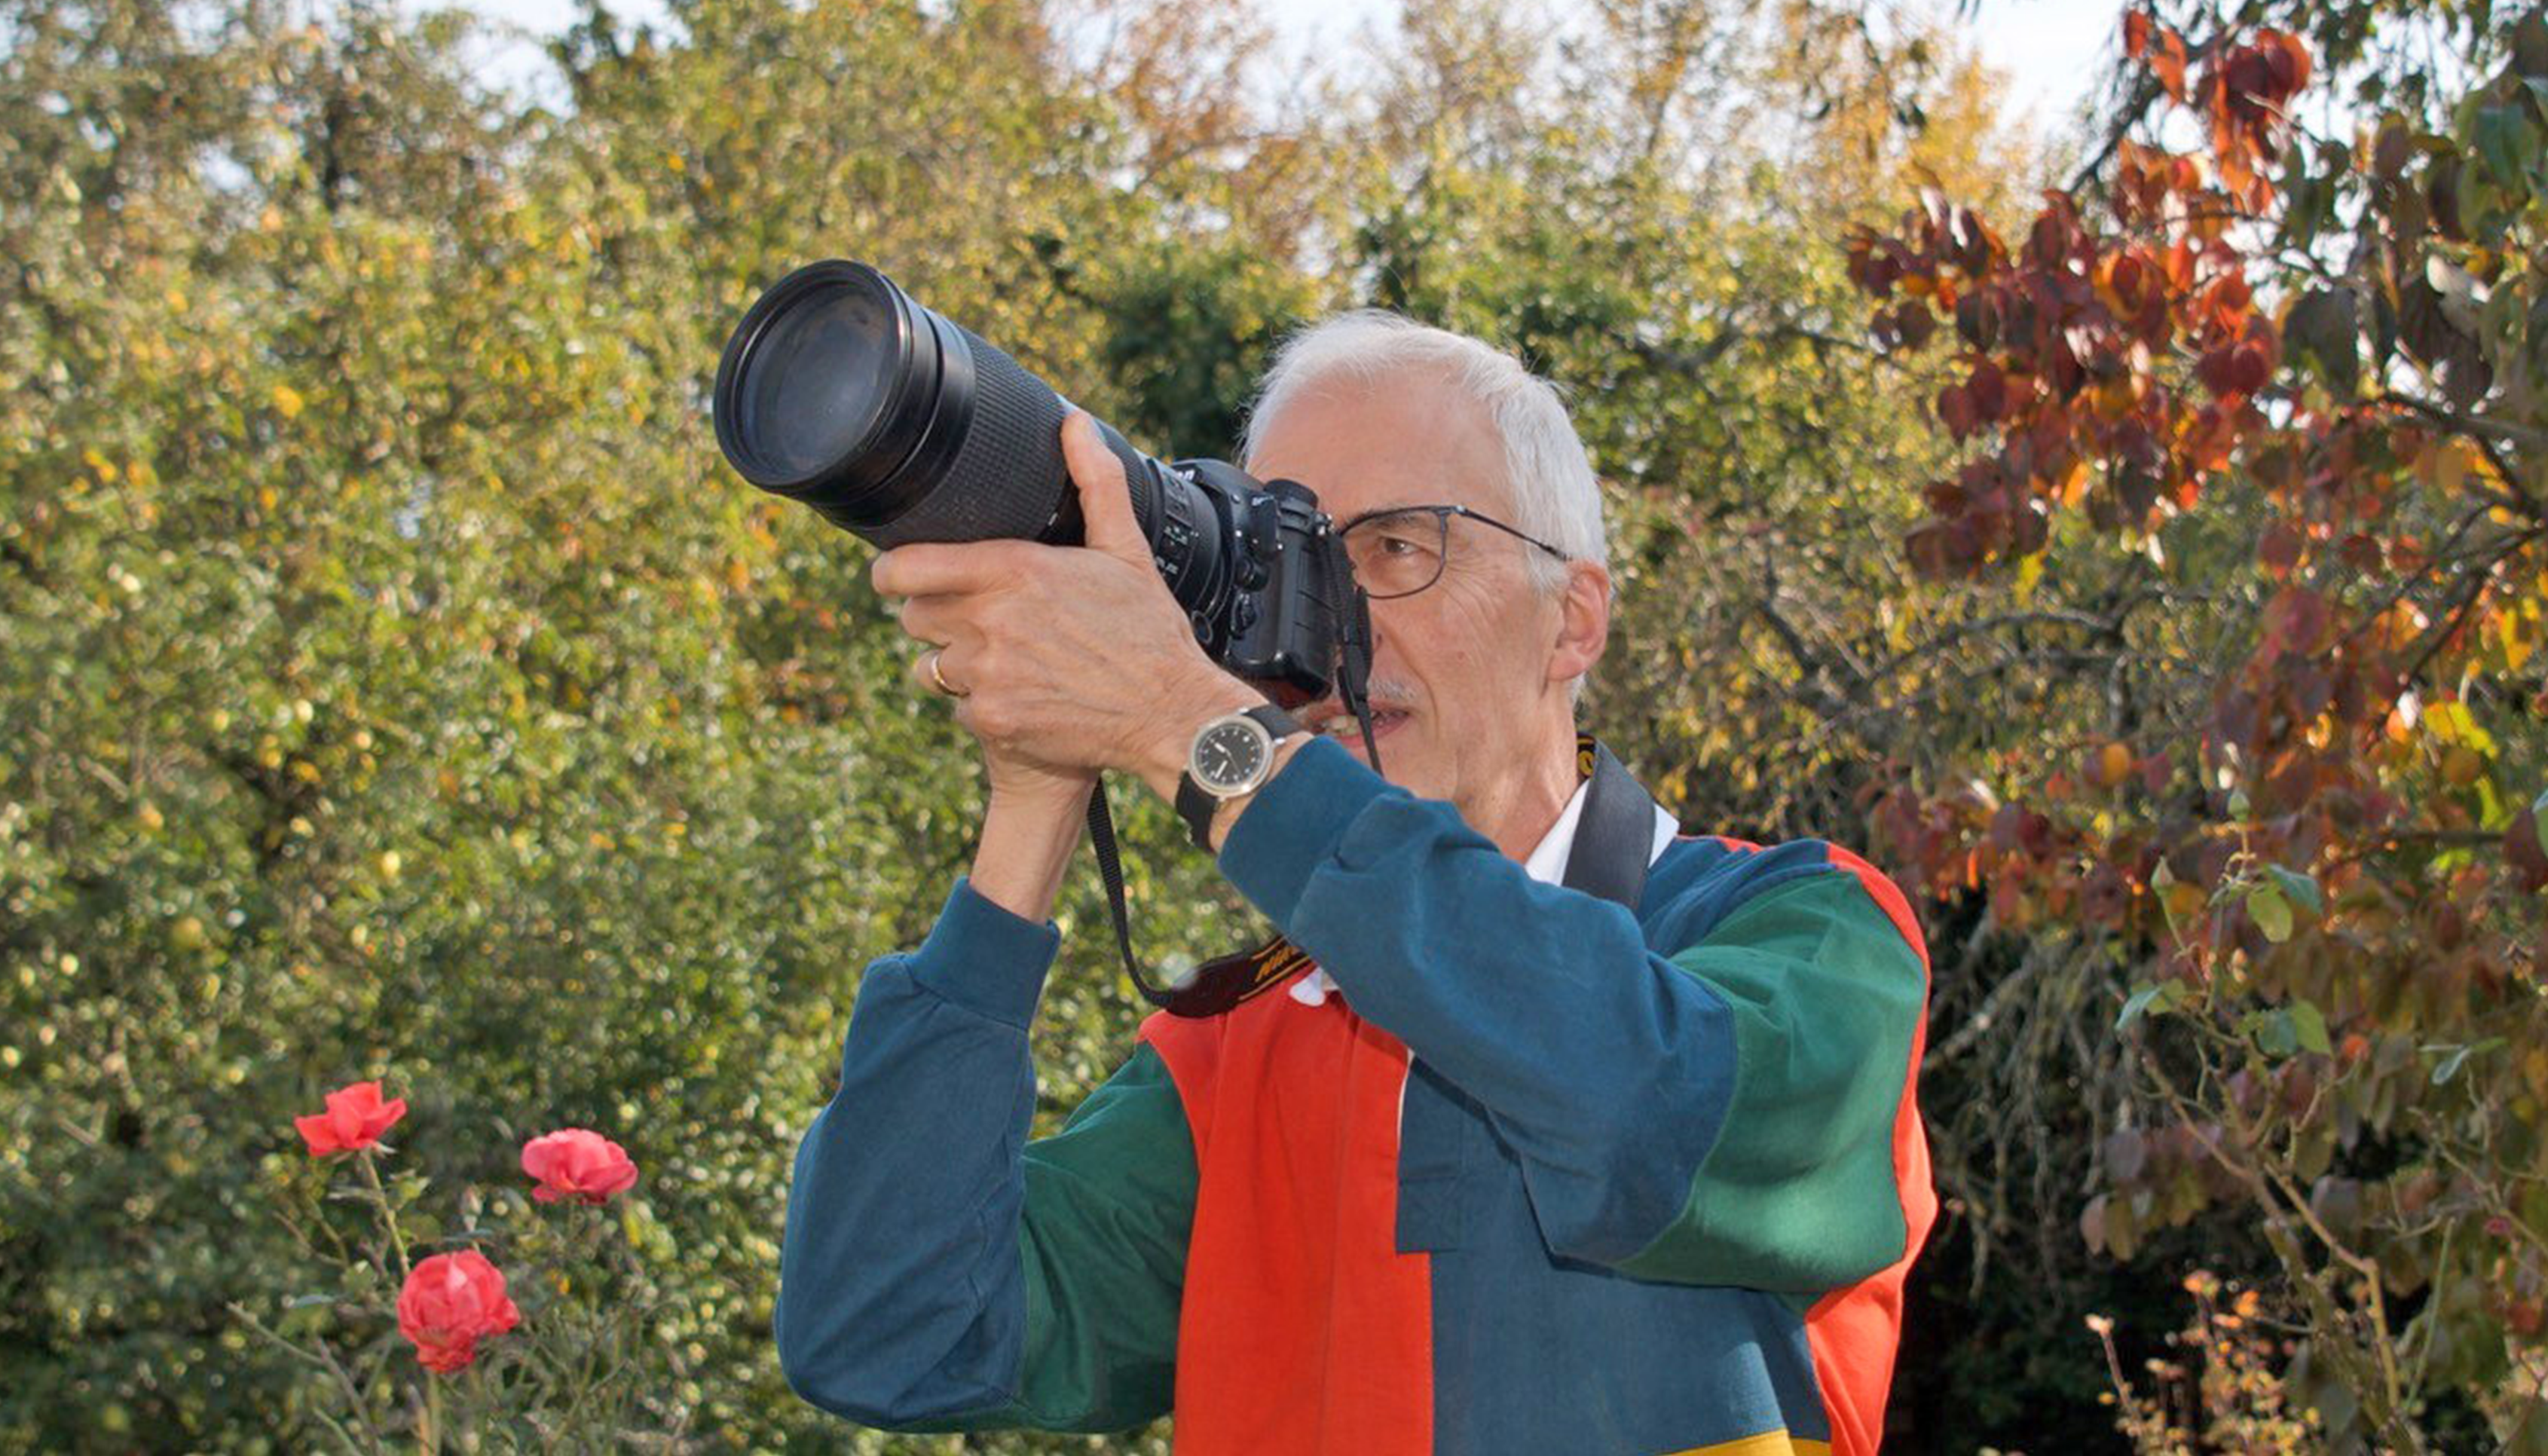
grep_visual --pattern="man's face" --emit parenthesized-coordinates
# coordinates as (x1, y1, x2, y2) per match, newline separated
(1246, 369, 1598, 816)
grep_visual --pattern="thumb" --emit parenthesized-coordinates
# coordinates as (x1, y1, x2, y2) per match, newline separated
(1061, 411, 1149, 565)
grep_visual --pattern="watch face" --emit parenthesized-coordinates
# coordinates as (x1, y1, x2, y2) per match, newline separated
(1194, 720, 1269, 791)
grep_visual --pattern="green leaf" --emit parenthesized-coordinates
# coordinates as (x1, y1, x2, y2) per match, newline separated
(2267, 864, 2323, 917)
(2290, 999, 2332, 1056)
(2247, 882, 2295, 943)
(2473, 104, 2535, 191)
(2117, 980, 2176, 1030)
(2283, 288, 2360, 399)
(2244, 1007, 2301, 1057)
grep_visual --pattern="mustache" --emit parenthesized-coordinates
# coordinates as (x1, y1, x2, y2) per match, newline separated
(1297, 678, 1418, 715)
(1346, 677, 1418, 708)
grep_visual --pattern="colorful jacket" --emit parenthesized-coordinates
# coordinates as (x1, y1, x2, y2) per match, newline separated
(777, 735, 1935, 1454)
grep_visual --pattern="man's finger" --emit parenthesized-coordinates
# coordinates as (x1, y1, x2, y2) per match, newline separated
(894, 594, 957, 645)
(872, 540, 1024, 599)
(909, 644, 971, 699)
(1062, 412, 1149, 566)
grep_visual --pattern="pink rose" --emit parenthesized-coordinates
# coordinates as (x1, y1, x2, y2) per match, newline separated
(292, 1080, 407, 1156)
(396, 1250, 520, 1373)
(520, 1127, 638, 1205)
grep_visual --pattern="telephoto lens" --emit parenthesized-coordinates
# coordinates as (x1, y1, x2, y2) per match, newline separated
(711, 259, 1234, 616)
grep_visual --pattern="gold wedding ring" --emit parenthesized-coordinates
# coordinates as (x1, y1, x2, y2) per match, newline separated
(925, 648, 966, 698)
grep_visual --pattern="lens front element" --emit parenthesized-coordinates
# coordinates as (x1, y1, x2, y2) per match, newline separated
(734, 280, 903, 482)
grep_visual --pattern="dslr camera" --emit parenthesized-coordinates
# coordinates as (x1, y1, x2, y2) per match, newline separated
(710, 259, 1363, 708)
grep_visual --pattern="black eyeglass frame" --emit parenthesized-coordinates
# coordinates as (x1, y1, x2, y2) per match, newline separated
(1332, 503, 1574, 600)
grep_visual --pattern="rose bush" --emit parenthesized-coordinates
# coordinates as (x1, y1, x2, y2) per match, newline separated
(240, 1078, 681, 1448)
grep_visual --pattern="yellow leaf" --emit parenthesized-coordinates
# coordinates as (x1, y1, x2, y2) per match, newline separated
(271, 384, 306, 420)
(2014, 552, 2044, 602)
(2425, 698, 2474, 745)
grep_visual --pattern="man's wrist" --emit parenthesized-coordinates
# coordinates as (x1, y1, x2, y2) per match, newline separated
(1205, 731, 1313, 854)
(1133, 674, 1269, 804)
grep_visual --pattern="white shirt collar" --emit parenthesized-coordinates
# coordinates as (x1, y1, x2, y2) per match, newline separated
(1290, 776, 1680, 1007)
(1520, 778, 1592, 885)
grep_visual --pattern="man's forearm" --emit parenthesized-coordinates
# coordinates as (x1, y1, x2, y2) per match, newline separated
(776, 879, 1055, 1427)
(968, 789, 1092, 923)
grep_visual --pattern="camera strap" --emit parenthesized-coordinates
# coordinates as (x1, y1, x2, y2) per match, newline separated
(1088, 533, 1386, 1014)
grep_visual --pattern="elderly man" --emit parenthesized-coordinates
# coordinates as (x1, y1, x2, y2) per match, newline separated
(775, 312, 1935, 1455)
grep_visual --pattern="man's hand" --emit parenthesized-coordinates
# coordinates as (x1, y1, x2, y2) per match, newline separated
(877, 411, 1262, 805)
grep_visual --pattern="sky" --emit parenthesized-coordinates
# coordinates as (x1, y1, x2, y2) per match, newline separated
(442, 0, 2127, 151)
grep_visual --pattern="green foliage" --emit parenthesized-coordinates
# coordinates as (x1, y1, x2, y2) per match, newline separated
(0, 1, 1197, 1446)
(0, 0, 2219, 1449)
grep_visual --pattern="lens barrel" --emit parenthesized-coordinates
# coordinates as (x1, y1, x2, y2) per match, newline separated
(715, 260, 1258, 647)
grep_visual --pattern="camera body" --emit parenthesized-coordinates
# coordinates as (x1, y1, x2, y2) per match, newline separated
(710, 259, 1351, 705)
(1140, 458, 1332, 694)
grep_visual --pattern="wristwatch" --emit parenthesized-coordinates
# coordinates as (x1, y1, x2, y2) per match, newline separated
(1176, 705, 1307, 852)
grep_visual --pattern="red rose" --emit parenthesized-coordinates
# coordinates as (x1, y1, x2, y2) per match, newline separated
(292, 1080, 407, 1156)
(396, 1250, 521, 1373)
(520, 1127, 638, 1205)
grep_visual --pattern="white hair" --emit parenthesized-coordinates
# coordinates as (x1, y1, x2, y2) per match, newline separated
(1238, 310, 1610, 701)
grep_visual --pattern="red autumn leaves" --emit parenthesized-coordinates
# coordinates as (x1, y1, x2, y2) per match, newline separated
(293, 1081, 638, 1372)
(2186, 274, 2277, 407)
(2127, 11, 2311, 201)
(1845, 11, 2318, 580)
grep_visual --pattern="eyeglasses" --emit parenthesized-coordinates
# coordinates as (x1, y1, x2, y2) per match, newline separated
(1334, 503, 1572, 600)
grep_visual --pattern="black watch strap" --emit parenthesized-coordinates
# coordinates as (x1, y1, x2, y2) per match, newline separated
(1176, 705, 1302, 853)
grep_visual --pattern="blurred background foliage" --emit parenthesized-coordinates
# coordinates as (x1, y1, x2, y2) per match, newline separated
(2, 0, 2538, 1450)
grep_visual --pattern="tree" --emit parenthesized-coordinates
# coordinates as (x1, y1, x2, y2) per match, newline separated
(2, 0, 2078, 1447)
(1849, 3, 2548, 1446)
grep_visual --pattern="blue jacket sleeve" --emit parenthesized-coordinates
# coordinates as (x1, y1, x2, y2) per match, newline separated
(1216, 736, 1924, 1291)
(775, 876, 1194, 1432)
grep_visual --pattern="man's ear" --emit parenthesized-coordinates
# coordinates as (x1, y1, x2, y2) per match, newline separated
(1546, 558, 1610, 690)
